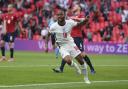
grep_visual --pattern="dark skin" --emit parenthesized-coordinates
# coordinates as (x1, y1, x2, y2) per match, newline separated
(57, 11, 66, 26)
(57, 10, 89, 27)
(55, 10, 89, 65)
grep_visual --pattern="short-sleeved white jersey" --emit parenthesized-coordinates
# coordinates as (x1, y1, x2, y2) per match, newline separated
(49, 19, 77, 46)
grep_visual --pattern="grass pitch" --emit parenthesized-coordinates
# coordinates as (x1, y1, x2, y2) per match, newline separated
(0, 51, 128, 89)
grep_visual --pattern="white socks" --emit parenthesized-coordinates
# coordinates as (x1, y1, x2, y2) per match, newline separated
(81, 62, 91, 84)
(70, 61, 81, 74)
(70, 61, 91, 84)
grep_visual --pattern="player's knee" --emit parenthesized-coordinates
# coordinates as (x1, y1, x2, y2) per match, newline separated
(9, 43, 14, 48)
(80, 52, 86, 57)
(66, 60, 72, 65)
(79, 60, 84, 65)
(64, 55, 72, 65)
(75, 54, 84, 65)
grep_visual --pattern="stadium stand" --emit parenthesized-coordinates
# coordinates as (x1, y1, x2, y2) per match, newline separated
(0, 0, 128, 43)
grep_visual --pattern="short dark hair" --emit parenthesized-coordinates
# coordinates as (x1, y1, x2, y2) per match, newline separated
(60, 8, 66, 12)
(57, 8, 66, 15)
(56, 6, 66, 15)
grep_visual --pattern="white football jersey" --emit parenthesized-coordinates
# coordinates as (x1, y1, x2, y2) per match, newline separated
(49, 19, 77, 46)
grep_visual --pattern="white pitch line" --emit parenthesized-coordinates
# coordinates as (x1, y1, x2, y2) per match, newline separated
(0, 65, 57, 68)
(0, 65, 128, 68)
(0, 80, 128, 88)
(95, 65, 128, 67)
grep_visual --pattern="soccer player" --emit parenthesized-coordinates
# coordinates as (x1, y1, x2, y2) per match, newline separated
(49, 8, 91, 84)
(0, 4, 23, 62)
(53, 5, 96, 74)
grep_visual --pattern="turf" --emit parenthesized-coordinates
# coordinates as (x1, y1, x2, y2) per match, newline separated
(0, 51, 128, 89)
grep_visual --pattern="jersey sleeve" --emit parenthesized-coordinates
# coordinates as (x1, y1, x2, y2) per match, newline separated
(69, 19, 78, 27)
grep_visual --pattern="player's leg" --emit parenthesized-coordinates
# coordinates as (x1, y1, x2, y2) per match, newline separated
(0, 40, 6, 61)
(0, 34, 6, 61)
(8, 33, 15, 61)
(63, 55, 81, 74)
(82, 53, 96, 74)
(8, 42, 14, 61)
(60, 59, 66, 72)
(53, 47, 80, 73)
(53, 59, 66, 73)
(70, 44, 90, 84)
(74, 37, 95, 74)
(52, 46, 67, 73)
(75, 54, 91, 84)
(59, 46, 81, 74)
(51, 33, 66, 73)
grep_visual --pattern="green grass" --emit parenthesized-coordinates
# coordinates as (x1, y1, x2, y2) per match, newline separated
(0, 51, 128, 89)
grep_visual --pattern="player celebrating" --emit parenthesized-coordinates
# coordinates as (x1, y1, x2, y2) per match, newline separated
(49, 8, 91, 84)
(53, 5, 96, 74)
(0, 4, 22, 62)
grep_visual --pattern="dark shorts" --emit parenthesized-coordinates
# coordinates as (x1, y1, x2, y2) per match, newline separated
(1, 32, 16, 42)
(73, 37, 84, 52)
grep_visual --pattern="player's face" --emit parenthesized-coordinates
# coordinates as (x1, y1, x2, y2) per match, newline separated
(57, 11, 65, 22)
(72, 5, 81, 16)
(8, 7, 13, 13)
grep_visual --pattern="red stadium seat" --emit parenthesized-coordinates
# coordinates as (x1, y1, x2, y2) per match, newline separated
(108, 16, 113, 23)
(84, 38, 89, 43)
(118, 36, 125, 43)
(123, 24, 128, 36)
(30, 0, 34, 4)
(36, 1, 44, 8)
(31, 4, 36, 11)
(115, 2, 120, 8)
(116, 14, 122, 24)
(95, 23, 100, 31)
(92, 34, 97, 42)
(100, 22, 105, 30)
(92, 33, 101, 42)
(99, 16, 104, 23)
(111, 1, 116, 10)
(104, 21, 109, 27)
(33, 35, 40, 40)
(97, 33, 102, 42)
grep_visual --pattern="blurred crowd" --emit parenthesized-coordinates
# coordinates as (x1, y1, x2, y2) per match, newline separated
(0, 0, 128, 43)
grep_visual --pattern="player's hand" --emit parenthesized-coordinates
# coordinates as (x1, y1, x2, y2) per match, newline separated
(70, 16, 85, 22)
(69, 16, 77, 20)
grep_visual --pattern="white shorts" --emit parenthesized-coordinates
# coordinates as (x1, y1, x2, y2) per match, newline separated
(59, 42, 81, 59)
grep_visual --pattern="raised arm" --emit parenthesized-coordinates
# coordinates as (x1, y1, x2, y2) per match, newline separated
(76, 15, 89, 27)
(70, 15, 89, 27)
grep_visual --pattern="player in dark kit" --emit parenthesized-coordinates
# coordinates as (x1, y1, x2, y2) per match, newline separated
(52, 5, 96, 74)
(0, 4, 23, 62)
